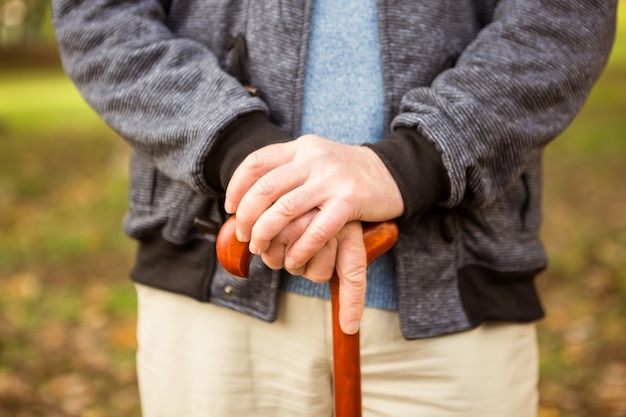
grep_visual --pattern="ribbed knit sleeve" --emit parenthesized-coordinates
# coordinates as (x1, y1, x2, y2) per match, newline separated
(390, 0, 616, 209)
(52, 0, 267, 196)
(366, 127, 450, 229)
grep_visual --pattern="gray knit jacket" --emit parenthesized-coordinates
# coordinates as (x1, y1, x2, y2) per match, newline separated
(52, 0, 616, 339)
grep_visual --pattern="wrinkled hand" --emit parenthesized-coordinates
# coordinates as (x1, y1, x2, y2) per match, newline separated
(224, 134, 403, 334)
(225, 134, 403, 261)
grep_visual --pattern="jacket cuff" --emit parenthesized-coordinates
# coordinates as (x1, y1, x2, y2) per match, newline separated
(204, 111, 291, 193)
(365, 127, 450, 227)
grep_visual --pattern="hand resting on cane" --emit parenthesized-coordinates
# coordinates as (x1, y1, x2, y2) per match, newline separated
(224, 134, 403, 334)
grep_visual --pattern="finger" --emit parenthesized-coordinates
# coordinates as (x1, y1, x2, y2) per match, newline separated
(247, 182, 328, 255)
(298, 238, 337, 283)
(283, 200, 353, 270)
(224, 141, 295, 215)
(335, 222, 367, 335)
(260, 241, 287, 270)
(259, 210, 319, 270)
(239, 164, 315, 249)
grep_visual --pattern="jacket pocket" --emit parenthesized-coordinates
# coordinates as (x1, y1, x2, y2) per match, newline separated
(131, 233, 216, 302)
(457, 169, 547, 271)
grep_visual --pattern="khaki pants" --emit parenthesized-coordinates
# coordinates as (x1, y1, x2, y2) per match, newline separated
(136, 284, 538, 417)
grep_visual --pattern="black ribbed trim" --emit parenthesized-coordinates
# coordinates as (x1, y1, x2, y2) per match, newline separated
(130, 236, 546, 329)
(130, 234, 216, 302)
(365, 127, 450, 231)
(204, 111, 291, 193)
(458, 265, 545, 327)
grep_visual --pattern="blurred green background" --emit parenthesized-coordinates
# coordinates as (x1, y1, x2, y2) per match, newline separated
(0, 2, 625, 416)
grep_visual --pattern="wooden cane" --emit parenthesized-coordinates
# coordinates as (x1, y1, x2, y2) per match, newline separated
(216, 216, 398, 417)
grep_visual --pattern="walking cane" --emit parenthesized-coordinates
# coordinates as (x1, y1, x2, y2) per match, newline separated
(216, 216, 398, 417)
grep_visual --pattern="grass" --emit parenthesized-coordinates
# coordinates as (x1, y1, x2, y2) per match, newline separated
(0, 63, 139, 417)
(0, 69, 103, 132)
(0, 69, 133, 272)
(535, 24, 626, 416)
(1, 6, 625, 416)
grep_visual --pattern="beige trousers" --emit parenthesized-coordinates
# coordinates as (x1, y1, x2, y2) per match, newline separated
(135, 284, 539, 417)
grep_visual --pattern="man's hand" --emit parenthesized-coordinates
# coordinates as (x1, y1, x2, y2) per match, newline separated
(260, 212, 367, 334)
(224, 134, 403, 269)
(224, 134, 403, 334)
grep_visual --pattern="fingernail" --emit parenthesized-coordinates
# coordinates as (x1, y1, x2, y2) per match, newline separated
(344, 321, 360, 335)
(224, 200, 234, 214)
(249, 242, 259, 254)
(285, 257, 298, 270)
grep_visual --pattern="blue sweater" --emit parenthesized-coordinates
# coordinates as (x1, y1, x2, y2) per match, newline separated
(282, 0, 397, 310)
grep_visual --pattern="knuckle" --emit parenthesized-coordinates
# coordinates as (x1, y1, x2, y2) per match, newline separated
(297, 135, 333, 156)
(274, 196, 299, 218)
(313, 146, 334, 162)
(336, 189, 359, 212)
(341, 266, 367, 286)
(307, 224, 333, 246)
(256, 176, 277, 197)
(244, 151, 265, 171)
